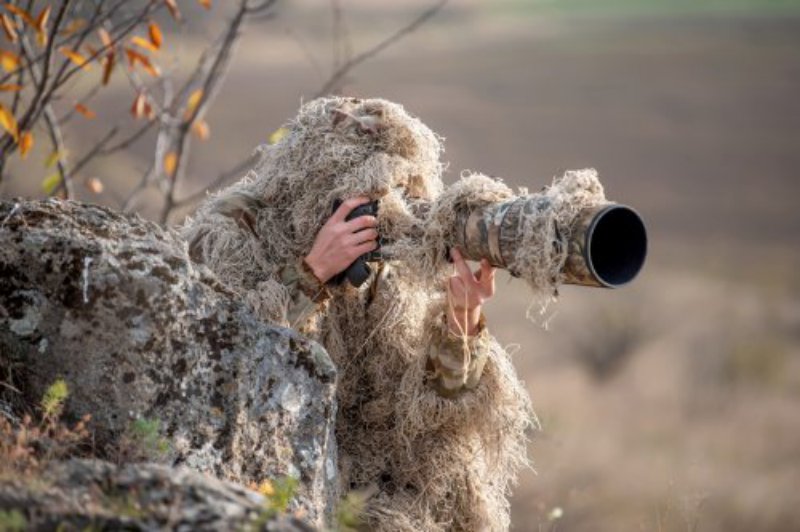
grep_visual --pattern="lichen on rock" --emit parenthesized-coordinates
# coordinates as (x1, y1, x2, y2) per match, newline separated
(0, 199, 337, 528)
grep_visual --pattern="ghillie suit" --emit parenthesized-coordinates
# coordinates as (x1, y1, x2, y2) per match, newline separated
(183, 97, 602, 530)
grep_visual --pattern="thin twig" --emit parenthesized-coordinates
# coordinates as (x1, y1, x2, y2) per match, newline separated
(100, 120, 156, 156)
(17, 30, 74, 198)
(0, 0, 74, 161)
(58, 84, 101, 124)
(160, 0, 275, 224)
(173, 152, 259, 209)
(314, 0, 448, 98)
(70, 126, 119, 177)
(0, 0, 128, 86)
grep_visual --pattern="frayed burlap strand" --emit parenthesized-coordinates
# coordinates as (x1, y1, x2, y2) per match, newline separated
(183, 96, 541, 530)
(510, 168, 605, 298)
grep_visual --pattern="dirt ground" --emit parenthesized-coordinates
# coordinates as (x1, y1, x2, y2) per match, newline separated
(3, 2, 799, 530)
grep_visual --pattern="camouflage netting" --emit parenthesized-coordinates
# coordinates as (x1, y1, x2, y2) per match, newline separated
(182, 96, 601, 530)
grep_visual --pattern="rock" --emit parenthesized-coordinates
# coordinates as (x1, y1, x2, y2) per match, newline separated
(0, 200, 338, 526)
(0, 458, 316, 531)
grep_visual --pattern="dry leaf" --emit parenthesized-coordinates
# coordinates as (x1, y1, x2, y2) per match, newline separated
(101, 50, 115, 85)
(186, 88, 203, 114)
(148, 21, 162, 49)
(131, 35, 158, 53)
(197, 0, 212, 9)
(75, 103, 96, 119)
(97, 27, 112, 48)
(268, 127, 288, 145)
(35, 5, 50, 32)
(3, 4, 36, 28)
(130, 91, 147, 120)
(163, 0, 181, 21)
(0, 83, 21, 91)
(59, 47, 91, 70)
(35, 27, 46, 46)
(192, 119, 210, 141)
(164, 152, 177, 177)
(41, 172, 61, 195)
(124, 47, 160, 77)
(0, 48, 20, 72)
(1, 13, 16, 42)
(45, 149, 68, 169)
(85, 177, 103, 194)
(0, 102, 19, 141)
(19, 130, 32, 158)
(60, 18, 85, 37)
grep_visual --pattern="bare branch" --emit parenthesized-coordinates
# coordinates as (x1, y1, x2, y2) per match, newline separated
(100, 121, 156, 156)
(173, 152, 260, 210)
(70, 126, 119, 177)
(0, 0, 128, 86)
(314, 0, 448, 98)
(17, 27, 75, 199)
(58, 84, 100, 124)
(159, 0, 276, 224)
(0, 0, 74, 161)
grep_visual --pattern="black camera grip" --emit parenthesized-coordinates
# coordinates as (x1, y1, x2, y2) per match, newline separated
(329, 199, 379, 288)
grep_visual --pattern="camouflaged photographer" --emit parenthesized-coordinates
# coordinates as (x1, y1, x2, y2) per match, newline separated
(183, 96, 645, 531)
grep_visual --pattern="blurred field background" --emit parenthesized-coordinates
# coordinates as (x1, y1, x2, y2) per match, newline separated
(3, 0, 800, 530)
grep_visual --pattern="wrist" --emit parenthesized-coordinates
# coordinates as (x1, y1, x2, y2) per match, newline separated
(303, 254, 330, 284)
(446, 305, 483, 336)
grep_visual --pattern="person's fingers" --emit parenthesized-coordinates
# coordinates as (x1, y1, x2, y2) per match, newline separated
(331, 196, 370, 223)
(448, 275, 467, 301)
(351, 239, 379, 259)
(343, 214, 378, 232)
(478, 259, 496, 297)
(347, 228, 378, 245)
(450, 248, 478, 288)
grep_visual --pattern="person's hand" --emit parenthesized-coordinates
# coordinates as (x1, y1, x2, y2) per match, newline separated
(446, 248, 496, 336)
(304, 197, 379, 283)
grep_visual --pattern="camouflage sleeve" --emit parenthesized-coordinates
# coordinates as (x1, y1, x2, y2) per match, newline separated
(426, 312, 491, 398)
(277, 259, 331, 327)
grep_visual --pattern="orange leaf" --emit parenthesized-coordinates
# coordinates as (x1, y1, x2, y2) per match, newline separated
(131, 35, 158, 53)
(0, 102, 19, 141)
(163, 0, 181, 21)
(1, 13, 16, 42)
(0, 48, 19, 72)
(101, 50, 115, 86)
(0, 83, 21, 91)
(85, 177, 103, 194)
(35, 5, 50, 32)
(60, 18, 85, 37)
(35, 28, 46, 46)
(75, 103, 96, 119)
(59, 47, 91, 70)
(130, 91, 146, 120)
(164, 152, 177, 177)
(192, 119, 210, 141)
(187, 89, 203, 114)
(124, 46, 160, 77)
(19, 130, 32, 158)
(148, 21, 162, 50)
(197, 0, 212, 9)
(97, 27, 112, 48)
(3, 4, 36, 28)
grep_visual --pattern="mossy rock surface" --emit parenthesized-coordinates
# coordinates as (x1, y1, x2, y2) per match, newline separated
(0, 199, 337, 527)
